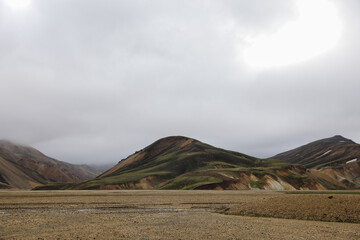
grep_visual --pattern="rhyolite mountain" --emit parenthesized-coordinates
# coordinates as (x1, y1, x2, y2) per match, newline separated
(33, 135, 360, 191)
(0, 140, 101, 189)
(272, 135, 360, 189)
(36, 136, 336, 191)
(272, 135, 358, 168)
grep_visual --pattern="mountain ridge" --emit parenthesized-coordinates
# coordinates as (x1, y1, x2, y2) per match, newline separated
(271, 135, 360, 189)
(272, 135, 359, 168)
(0, 140, 101, 189)
(36, 136, 325, 190)
(3, 135, 358, 191)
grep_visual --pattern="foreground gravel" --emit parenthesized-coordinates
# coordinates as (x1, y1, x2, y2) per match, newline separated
(227, 193, 360, 223)
(0, 190, 360, 239)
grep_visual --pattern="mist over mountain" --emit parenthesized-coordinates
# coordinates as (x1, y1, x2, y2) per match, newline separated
(0, 140, 101, 189)
(34, 135, 360, 191)
(1, 1, 360, 165)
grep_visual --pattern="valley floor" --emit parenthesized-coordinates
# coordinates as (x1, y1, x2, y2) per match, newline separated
(0, 190, 360, 239)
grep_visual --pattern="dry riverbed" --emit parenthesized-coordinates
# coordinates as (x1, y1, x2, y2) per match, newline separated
(0, 190, 360, 239)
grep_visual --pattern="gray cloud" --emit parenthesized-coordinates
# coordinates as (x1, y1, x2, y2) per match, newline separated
(1, 0, 360, 164)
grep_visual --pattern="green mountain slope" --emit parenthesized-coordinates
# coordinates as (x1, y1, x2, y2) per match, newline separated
(37, 136, 326, 190)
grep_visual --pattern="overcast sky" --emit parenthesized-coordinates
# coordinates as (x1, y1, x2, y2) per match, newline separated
(1, 0, 360, 165)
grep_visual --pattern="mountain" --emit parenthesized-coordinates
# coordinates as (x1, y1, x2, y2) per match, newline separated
(0, 140, 101, 189)
(0, 153, 48, 189)
(36, 136, 327, 190)
(272, 135, 359, 168)
(272, 135, 360, 189)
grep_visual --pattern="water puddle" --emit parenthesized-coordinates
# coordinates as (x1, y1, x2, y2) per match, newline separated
(1, 207, 211, 214)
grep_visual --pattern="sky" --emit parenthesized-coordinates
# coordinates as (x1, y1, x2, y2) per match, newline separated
(1, 0, 360, 165)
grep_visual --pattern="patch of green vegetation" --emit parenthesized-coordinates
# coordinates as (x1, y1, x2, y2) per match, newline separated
(205, 161, 240, 168)
(310, 158, 345, 169)
(32, 182, 78, 190)
(194, 162, 243, 173)
(160, 176, 223, 190)
(279, 174, 310, 188)
(248, 179, 264, 189)
(80, 170, 172, 189)
(242, 168, 279, 179)
(254, 158, 290, 168)
(248, 169, 267, 175)
(319, 158, 355, 168)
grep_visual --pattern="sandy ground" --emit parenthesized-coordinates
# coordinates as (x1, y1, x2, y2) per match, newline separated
(227, 193, 360, 223)
(0, 190, 360, 239)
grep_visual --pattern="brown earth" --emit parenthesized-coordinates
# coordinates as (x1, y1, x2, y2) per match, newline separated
(226, 193, 360, 223)
(1, 190, 360, 239)
(0, 155, 47, 189)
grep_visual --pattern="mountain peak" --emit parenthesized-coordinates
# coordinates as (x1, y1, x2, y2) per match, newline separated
(147, 136, 196, 150)
(99, 136, 199, 178)
(273, 135, 359, 168)
(151, 135, 194, 145)
(327, 135, 355, 144)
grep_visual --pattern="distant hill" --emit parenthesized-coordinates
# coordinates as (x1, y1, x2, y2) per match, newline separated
(272, 135, 360, 189)
(272, 135, 359, 168)
(33, 135, 360, 191)
(0, 140, 101, 189)
(37, 136, 329, 191)
(0, 153, 48, 189)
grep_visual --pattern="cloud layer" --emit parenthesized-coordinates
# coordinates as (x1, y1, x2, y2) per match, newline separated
(1, 0, 360, 164)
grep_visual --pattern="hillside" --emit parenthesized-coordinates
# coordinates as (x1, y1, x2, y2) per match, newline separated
(272, 135, 360, 189)
(37, 136, 329, 190)
(0, 140, 101, 189)
(0, 154, 48, 189)
(272, 135, 360, 168)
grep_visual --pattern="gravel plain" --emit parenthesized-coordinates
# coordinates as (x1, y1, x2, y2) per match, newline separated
(0, 190, 360, 239)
